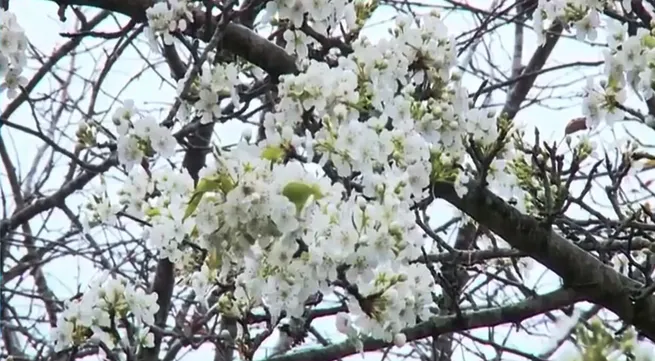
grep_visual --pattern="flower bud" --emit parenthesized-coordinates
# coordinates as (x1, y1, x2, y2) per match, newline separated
(242, 128, 252, 143)
(646, 115, 655, 128)
(393, 333, 407, 347)
(356, 196, 367, 209)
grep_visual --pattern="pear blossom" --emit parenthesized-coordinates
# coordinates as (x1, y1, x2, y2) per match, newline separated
(1, 67, 27, 98)
(61, 2, 547, 355)
(52, 276, 158, 352)
(145, 0, 192, 47)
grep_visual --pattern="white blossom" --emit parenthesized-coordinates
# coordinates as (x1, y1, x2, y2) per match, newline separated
(53, 276, 159, 352)
(62, 5, 540, 352)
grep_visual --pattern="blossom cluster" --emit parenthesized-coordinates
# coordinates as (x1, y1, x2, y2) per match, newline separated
(145, 0, 193, 48)
(583, 19, 655, 128)
(64, 0, 529, 354)
(34, 0, 655, 356)
(0, 9, 28, 98)
(189, 62, 241, 124)
(532, 0, 648, 129)
(533, 0, 603, 44)
(263, 0, 357, 59)
(112, 100, 178, 171)
(51, 275, 159, 354)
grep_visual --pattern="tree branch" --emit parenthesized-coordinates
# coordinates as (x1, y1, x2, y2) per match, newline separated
(502, 22, 563, 119)
(433, 180, 655, 341)
(264, 288, 584, 361)
(0, 156, 116, 239)
(46, 0, 298, 78)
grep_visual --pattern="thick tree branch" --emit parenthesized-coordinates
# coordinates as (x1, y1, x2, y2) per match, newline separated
(140, 258, 175, 361)
(264, 288, 584, 361)
(46, 0, 298, 77)
(433, 180, 655, 341)
(432, 222, 475, 360)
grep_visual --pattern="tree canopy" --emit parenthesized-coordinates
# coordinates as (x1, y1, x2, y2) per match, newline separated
(4, 0, 655, 360)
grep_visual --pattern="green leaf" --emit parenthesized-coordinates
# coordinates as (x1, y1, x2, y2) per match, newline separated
(184, 174, 235, 220)
(261, 145, 286, 163)
(281, 181, 324, 213)
(643, 35, 655, 49)
(145, 208, 161, 218)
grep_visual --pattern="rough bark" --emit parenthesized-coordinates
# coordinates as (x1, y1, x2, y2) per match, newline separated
(433, 181, 655, 340)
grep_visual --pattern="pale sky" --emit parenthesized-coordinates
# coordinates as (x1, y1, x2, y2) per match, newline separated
(2, 1, 653, 360)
